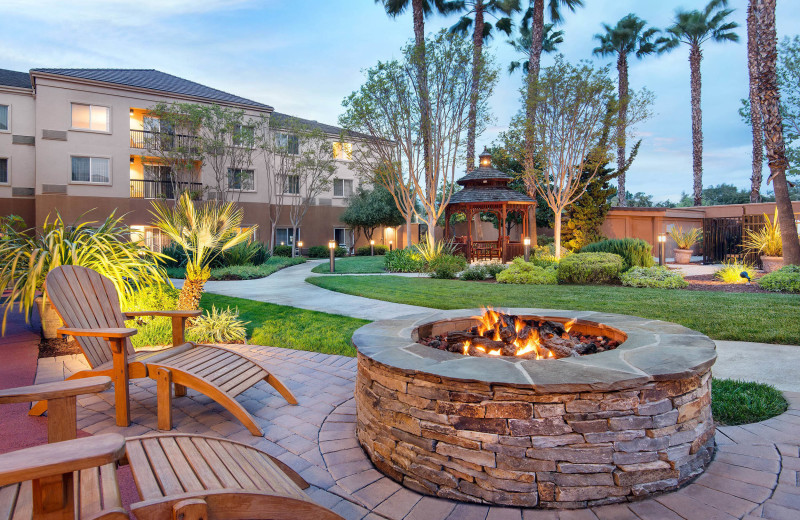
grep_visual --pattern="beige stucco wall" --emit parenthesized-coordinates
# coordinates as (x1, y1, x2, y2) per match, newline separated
(0, 86, 36, 201)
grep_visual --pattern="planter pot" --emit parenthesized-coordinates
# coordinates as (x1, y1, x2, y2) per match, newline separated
(35, 296, 63, 339)
(673, 249, 693, 265)
(761, 256, 784, 273)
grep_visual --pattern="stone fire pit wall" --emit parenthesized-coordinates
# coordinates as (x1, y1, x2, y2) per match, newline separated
(353, 309, 717, 509)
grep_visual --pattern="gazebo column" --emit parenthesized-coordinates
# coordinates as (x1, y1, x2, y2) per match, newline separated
(444, 207, 450, 241)
(531, 201, 538, 247)
(467, 207, 473, 263)
(501, 204, 507, 262)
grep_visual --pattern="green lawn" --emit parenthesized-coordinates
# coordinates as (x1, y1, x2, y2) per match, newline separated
(167, 256, 305, 280)
(310, 255, 386, 274)
(712, 379, 787, 425)
(308, 276, 800, 344)
(199, 293, 367, 356)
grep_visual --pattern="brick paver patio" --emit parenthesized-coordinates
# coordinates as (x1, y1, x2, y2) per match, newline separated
(34, 345, 800, 520)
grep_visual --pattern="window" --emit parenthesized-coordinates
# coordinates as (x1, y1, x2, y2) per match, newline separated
(333, 178, 353, 198)
(275, 228, 299, 246)
(0, 158, 7, 184)
(334, 228, 353, 250)
(131, 226, 169, 252)
(275, 132, 299, 155)
(284, 174, 300, 194)
(71, 103, 109, 132)
(0, 105, 8, 131)
(71, 156, 110, 184)
(143, 116, 172, 134)
(233, 124, 255, 147)
(332, 142, 352, 160)
(228, 168, 255, 191)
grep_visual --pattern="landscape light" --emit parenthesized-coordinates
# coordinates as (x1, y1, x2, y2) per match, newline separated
(370, 239, 375, 256)
(658, 233, 666, 266)
(523, 237, 531, 262)
(328, 240, 336, 273)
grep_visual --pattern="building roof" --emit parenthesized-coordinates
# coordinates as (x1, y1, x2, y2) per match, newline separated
(449, 186, 535, 205)
(270, 111, 372, 140)
(0, 68, 32, 89)
(30, 68, 272, 110)
(456, 165, 513, 186)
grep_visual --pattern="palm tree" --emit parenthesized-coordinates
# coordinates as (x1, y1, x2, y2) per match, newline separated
(448, 0, 520, 171)
(752, 0, 800, 264)
(746, 1, 763, 203)
(593, 14, 659, 208)
(659, 0, 739, 206)
(151, 193, 255, 310)
(508, 22, 563, 74)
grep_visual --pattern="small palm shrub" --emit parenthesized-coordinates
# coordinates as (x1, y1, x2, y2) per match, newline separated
(429, 254, 467, 279)
(621, 266, 689, 289)
(308, 245, 347, 258)
(714, 261, 756, 284)
(743, 210, 783, 257)
(580, 238, 654, 271)
(356, 244, 389, 256)
(668, 226, 702, 250)
(415, 239, 458, 265)
(460, 265, 488, 281)
(187, 305, 249, 344)
(758, 265, 800, 293)
(273, 245, 293, 257)
(557, 252, 624, 284)
(497, 258, 557, 285)
(384, 248, 425, 272)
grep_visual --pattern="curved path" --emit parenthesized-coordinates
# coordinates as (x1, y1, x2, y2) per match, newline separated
(189, 260, 800, 392)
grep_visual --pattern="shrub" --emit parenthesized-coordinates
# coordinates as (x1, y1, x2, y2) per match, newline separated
(557, 252, 624, 284)
(484, 263, 507, 279)
(669, 226, 702, 250)
(621, 266, 689, 289)
(580, 238, 654, 270)
(714, 261, 756, 284)
(496, 258, 557, 285)
(743, 210, 783, 257)
(187, 305, 249, 344)
(384, 248, 425, 272)
(273, 244, 293, 257)
(537, 235, 555, 246)
(415, 239, 458, 265)
(165, 257, 305, 281)
(308, 245, 346, 258)
(355, 244, 389, 256)
(460, 265, 487, 281)
(216, 241, 271, 267)
(249, 241, 271, 265)
(160, 242, 187, 268)
(758, 265, 800, 293)
(429, 254, 467, 279)
(123, 285, 180, 348)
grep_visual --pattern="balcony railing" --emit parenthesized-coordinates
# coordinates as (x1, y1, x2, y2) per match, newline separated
(130, 129, 199, 152)
(130, 179, 203, 200)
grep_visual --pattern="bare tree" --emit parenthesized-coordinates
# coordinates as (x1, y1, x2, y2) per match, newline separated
(522, 56, 615, 258)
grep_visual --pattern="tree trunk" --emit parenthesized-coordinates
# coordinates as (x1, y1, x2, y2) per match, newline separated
(466, 2, 484, 172)
(524, 0, 544, 173)
(405, 214, 413, 250)
(426, 215, 436, 249)
(754, 0, 800, 265)
(291, 226, 297, 258)
(747, 2, 764, 203)
(689, 44, 704, 206)
(616, 51, 629, 207)
(553, 209, 562, 259)
(412, 0, 434, 202)
(178, 274, 209, 311)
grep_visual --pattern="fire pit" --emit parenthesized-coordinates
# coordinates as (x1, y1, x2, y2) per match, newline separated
(353, 308, 717, 508)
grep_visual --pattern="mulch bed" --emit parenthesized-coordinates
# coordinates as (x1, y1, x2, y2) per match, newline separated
(38, 337, 83, 358)
(683, 274, 767, 293)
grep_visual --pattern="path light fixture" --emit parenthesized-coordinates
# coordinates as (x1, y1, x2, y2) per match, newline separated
(370, 240, 375, 256)
(523, 237, 531, 262)
(328, 240, 336, 273)
(658, 233, 666, 266)
(297, 241, 303, 256)
(389, 240, 393, 251)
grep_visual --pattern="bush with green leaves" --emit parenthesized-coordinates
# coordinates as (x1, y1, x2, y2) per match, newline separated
(459, 265, 487, 281)
(123, 285, 180, 348)
(355, 244, 389, 256)
(215, 241, 271, 267)
(484, 263, 507, 279)
(165, 256, 305, 281)
(758, 265, 800, 293)
(273, 245, 293, 257)
(621, 266, 689, 289)
(160, 242, 187, 268)
(308, 245, 347, 258)
(384, 248, 425, 273)
(496, 258, 558, 285)
(557, 252, 624, 284)
(429, 254, 467, 279)
(714, 261, 756, 284)
(580, 238, 654, 271)
(187, 305, 249, 344)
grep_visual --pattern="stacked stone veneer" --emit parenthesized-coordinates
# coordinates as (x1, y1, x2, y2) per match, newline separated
(353, 310, 717, 509)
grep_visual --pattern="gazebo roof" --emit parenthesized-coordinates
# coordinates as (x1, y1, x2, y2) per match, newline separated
(455, 147, 514, 186)
(449, 185, 535, 205)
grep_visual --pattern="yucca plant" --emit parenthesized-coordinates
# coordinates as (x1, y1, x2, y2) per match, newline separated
(668, 226, 703, 250)
(714, 260, 756, 284)
(187, 305, 249, 343)
(0, 212, 169, 335)
(414, 239, 458, 265)
(151, 193, 255, 310)
(743, 210, 782, 257)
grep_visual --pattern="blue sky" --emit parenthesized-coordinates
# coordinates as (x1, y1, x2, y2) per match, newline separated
(1, 0, 797, 202)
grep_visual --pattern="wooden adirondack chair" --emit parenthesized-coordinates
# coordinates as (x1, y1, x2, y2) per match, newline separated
(30, 265, 298, 436)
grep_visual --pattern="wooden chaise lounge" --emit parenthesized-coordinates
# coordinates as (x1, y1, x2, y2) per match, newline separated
(30, 265, 298, 436)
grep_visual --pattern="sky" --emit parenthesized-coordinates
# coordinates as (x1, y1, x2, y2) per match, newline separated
(1, 0, 797, 203)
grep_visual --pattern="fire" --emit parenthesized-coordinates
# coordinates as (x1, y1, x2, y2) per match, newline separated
(471, 307, 550, 359)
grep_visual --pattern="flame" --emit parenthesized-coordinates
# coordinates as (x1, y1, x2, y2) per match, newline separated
(488, 350, 501, 356)
(464, 308, 558, 359)
(463, 341, 470, 355)
(564, 319, 577, 333)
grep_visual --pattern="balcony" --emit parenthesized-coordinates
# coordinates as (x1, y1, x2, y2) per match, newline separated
(130, 129, 199, 152)
(130, 179, 203, 200)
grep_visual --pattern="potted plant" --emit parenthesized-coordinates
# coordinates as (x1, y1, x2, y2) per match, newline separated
(668, 226, 702, 264)
(743, 210, 783, 273)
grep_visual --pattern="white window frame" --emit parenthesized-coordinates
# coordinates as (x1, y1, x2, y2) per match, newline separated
(0, 157, 9, 185)
(275, 132, 300, 155)
(0, 104, 10, 133)
(227, 168, 256, 192)
(70, 102, 111, 133)
(333, 227, 353, 250)
(70, 155, 112, 185)
(284, 174, 300, 195)
(275, 227, 299, 247)
(333, 178, 353, 198)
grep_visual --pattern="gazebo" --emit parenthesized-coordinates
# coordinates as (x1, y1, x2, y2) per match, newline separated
(444, 149, 536, 262)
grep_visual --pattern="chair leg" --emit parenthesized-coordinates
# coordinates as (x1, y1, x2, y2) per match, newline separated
(156, 367, 173, 431)
(174, 384, 187, 397)
(265, 373, 298, 405)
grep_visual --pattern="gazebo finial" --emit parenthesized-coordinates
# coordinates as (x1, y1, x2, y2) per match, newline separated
(479, 147, 492, 168)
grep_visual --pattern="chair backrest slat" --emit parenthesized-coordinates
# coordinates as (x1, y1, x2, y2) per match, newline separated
(45, 266, 135, 368)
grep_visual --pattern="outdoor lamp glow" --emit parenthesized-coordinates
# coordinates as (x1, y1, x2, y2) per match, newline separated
(523, 237, 531, 262)
(298, 241, 303, 248)
(657, 233, 666, 266)
(370, 240, 375, 245)
(523, 237, 531, 246)
(657, 234, 666, 243)
(328, 240, 336, 249)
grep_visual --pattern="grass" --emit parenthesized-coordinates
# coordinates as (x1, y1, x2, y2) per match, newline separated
(166, 256, 305, 280)
(308, 276, 800, 344)
(711, 378, 787, 425)
(199, 293, 367, 356)
(310, 256, 386, 274)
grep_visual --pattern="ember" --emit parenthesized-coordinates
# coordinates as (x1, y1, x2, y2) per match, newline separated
(420, 308, 618, 359)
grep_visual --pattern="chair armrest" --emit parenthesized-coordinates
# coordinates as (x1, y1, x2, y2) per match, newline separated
(0, 376, 112, 405)
(0, 434, 126, 487)
(58, 327, 138, 339)
(123, 310, 202, 319)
